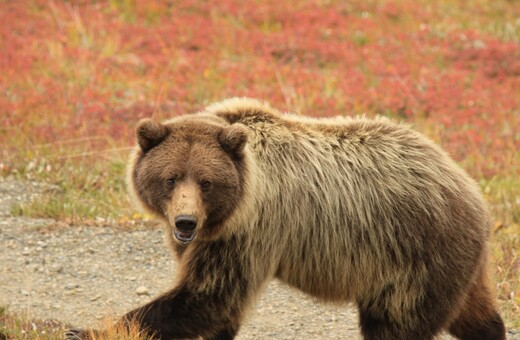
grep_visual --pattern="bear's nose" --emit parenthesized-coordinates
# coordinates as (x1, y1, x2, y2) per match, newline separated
(174, 215, 197, 231)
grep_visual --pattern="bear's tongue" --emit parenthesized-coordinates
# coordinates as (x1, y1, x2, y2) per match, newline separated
(174, 229, 196, 244)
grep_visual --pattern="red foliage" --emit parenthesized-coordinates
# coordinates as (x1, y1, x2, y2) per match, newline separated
(1, 0, 519, 178)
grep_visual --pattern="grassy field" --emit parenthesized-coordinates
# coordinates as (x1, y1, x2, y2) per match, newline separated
(1, 0, 519, 337)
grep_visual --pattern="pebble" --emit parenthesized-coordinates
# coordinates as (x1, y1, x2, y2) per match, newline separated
(135, 286, 149, 296)
(64, 283, 77, 290)
(50, 264, 64, 273)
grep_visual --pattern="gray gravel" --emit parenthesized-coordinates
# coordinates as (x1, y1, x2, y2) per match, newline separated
(1, 178, 518, 339)
(0, 216, 361, 339)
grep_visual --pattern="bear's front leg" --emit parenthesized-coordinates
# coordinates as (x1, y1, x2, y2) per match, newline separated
(120, 237, 260, 339)
(67, 237, 265, 340)
(65, 286, 242, 340)
(118, 283, 241, 339)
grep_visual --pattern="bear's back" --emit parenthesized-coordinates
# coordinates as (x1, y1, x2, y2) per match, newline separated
(205, 98, 490, 302)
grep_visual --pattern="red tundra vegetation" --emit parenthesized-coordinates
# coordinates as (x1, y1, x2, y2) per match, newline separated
(2, 0, 519, 179)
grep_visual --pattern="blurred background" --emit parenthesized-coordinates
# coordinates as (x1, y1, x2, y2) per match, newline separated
(1, 0, 519, 333)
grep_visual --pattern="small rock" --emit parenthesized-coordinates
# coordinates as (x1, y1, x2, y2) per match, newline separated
(135, 286, 149, 296)
(50, 264, 63, 273)
(36, 241, 47, 248)
(64, 283, 77, 290)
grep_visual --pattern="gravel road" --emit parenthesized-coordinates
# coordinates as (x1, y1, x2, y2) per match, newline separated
(0, 178, 517, 339)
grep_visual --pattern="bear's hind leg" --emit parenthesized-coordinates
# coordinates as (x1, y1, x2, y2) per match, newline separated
(357, 281, 451, 340)
(358, 307, 436, 340)
(448, 268, 505, 340)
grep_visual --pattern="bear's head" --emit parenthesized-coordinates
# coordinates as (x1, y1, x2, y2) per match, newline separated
(129, 116, 248, 244)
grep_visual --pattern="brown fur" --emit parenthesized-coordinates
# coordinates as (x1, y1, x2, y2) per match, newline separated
(67, 98, 505, 340)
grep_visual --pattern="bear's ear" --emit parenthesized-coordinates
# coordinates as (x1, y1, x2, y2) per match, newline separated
(219, 124, 248, 158)
(136, 118, 169, 152)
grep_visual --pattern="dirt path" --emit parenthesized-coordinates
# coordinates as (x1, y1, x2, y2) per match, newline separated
(1, 178, 517, 339)
(0, 218, 360, 338)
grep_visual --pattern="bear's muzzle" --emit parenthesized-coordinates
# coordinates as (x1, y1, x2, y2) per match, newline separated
(173, 214, 198, 244)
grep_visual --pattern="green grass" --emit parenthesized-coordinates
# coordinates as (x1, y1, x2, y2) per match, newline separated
(491, 221, 520, 328)
(6, 147, 134, 223)
(0, 306, 66, 340)
(485, 176, 520, 328)
(484, 176, 520, 226)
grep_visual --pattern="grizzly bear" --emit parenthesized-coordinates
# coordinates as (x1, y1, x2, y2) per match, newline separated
(67, 98, 505, 340)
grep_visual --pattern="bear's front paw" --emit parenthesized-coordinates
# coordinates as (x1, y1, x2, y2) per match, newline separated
(64, 328, 99, 340)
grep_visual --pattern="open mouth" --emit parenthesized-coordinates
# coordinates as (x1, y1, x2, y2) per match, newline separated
(173, 229, 197, 244)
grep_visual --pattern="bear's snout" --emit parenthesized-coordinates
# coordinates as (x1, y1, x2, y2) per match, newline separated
(175, 215, 197, 231)
(173, 215, 198, 244)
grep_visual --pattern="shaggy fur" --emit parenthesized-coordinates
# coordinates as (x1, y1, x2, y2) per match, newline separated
(67, 98, 505, 340)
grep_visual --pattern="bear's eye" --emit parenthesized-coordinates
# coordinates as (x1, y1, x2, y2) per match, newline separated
(166, 178, 176, 188)
(200, 180, 212, 192)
